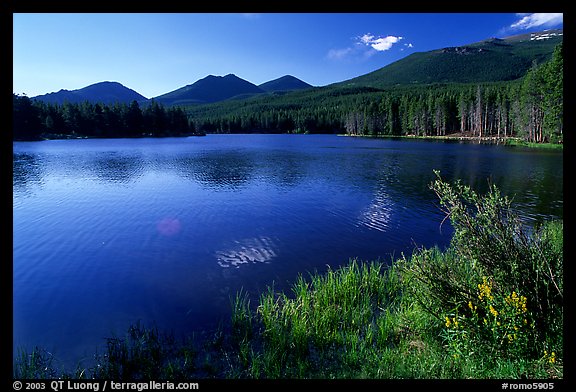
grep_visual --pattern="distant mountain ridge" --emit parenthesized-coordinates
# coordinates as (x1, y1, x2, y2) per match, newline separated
(258, 75, 313, 92)
(31, 81, 148, 105)
(31, 74, 314, 106)
(29, 29, 562, 106)
(153, 74, 315, 106)
(152, 74, 264, 106)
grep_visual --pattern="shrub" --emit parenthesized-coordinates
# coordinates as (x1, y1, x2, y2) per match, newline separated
(401, 171, 562, 370)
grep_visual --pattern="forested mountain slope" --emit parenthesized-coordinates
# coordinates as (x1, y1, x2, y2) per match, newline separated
(335, 29, 563, 88)
(183, 36, 563, 143)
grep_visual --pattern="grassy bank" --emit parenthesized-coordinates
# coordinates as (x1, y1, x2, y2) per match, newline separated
(340, 133, 564, 150)
(14, 173, 563, 380)
(503, 139, 564, 150)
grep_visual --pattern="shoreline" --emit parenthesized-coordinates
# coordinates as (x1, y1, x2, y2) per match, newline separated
(339, 133, 563, 149)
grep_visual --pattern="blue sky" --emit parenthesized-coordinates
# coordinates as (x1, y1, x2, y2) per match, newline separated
(13, 13, 563, 98)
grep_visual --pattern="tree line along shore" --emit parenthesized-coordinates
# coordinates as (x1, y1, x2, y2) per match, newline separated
(13, 44, 562, 146)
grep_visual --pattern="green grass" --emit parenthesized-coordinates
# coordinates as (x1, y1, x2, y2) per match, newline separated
(504, 139, 564, 149)
(14, 173, 563, 380)
(342, 133, 564, 150)
(229, 259, 405, 378)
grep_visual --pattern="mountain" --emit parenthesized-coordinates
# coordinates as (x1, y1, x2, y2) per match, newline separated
(26, 74, 314, 108)
(31, 81, 148, 105)
(258, 75, 313, 92)
(26, 29, 561, 109)
(153, 74, 265, 106)
(154, 74, 314, 106)
(336, 29, 563, 88)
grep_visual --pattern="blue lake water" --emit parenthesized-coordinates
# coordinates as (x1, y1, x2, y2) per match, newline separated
(12, 134, 563, 368)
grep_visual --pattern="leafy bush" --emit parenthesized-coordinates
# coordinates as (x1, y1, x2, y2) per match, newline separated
(401, 171, 562, 370)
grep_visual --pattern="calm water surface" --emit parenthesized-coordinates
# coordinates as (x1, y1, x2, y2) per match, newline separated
(13, 134, 563, 367)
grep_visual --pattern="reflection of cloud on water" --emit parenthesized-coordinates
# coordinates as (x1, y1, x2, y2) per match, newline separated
(215, 236, 278, 268)
(358, 187, 393, 232)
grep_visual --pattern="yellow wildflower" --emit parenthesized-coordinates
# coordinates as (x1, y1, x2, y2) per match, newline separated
(489, 305, 499, 317)
(477, 277, 494, 302)
(520, 296, 528, 313)
(505, 291, 528, 314)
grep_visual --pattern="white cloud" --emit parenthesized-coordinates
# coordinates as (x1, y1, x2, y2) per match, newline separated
(510, 13, 563, 29)
(327, 47, 354, 60)
(327, 32, 412, 61)
(359, 34, 403, 51)
(360, 34, 376, 45)
(400, 42, 414, 52)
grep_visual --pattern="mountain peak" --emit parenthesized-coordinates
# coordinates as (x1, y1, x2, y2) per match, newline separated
(32, 81, 148, 104)
(259, 75, 313, 92)
(154, 74, 264, 106)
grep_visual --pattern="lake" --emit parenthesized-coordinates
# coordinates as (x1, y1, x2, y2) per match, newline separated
(12, 134, 563, 369)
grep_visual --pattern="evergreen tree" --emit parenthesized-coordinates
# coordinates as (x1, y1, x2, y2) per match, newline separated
(125, 100, 144, 137)
(13, 94, 42, 140)
(540, 43, 563, 142)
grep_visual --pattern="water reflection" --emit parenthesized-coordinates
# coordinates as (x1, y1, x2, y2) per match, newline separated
(91, 153, 145, 184)
(358, 184, 394, 232)
(176, 151, 254, 191)
(215, 236, 278, 268)
(257, 151, 309, 188)
(13, 153, 44, 193)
